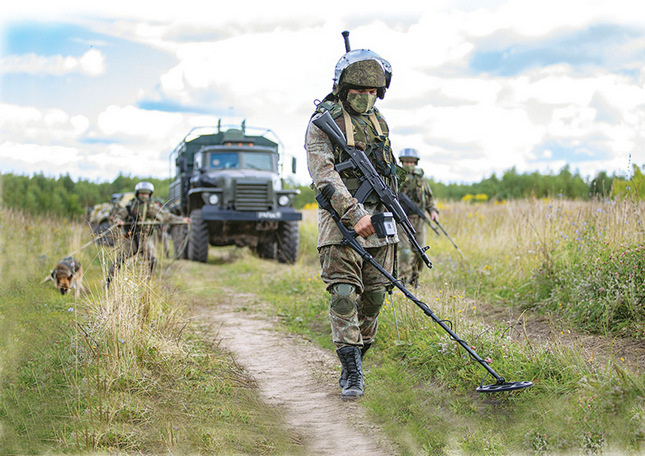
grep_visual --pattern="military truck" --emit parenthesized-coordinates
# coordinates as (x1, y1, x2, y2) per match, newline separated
(167, 121, 301, 263)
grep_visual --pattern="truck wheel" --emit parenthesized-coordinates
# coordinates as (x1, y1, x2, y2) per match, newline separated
(277, 221, 299, 264)
(188, 209, 209, 262)
(257, 238, 277, 259)
(171, 224, 189, 259)
(96, 220, 115, 246)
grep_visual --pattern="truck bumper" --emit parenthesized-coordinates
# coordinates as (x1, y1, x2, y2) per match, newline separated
(200, 206, 302, 222)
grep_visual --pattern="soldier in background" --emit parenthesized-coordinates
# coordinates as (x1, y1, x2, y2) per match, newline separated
(106, 182, 188, 288)
(305, 44, 397, 400)
(397, 148, 439, 287)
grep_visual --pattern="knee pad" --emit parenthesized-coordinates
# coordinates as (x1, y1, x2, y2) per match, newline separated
(359, 288, 386, 317)
(330, 283, 357, 316)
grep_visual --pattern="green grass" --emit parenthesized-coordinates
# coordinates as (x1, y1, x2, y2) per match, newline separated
(203, 205, 645, 455)
(3, 198, 645, 455)
(0, 208, 302, 454)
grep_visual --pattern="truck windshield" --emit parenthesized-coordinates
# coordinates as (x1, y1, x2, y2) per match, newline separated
(241, 152, 274, 171)
(209, 151, 275, 171)
(210, 153, 238, 169)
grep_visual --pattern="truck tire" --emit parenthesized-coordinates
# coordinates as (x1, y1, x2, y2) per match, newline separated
(171, 224, 189, 259)
(277, 221, 299, 264)
(257, 238, 277, 259)
(188, 209, 209, 263)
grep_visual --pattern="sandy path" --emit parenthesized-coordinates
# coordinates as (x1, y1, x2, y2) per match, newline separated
(192, 294, 398, 456)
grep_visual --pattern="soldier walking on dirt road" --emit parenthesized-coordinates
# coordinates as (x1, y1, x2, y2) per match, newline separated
(305, 36, 399, 400)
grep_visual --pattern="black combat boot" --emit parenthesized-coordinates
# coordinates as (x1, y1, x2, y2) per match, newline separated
(337, 346, 364, 400)
(339, 343, 371, 388)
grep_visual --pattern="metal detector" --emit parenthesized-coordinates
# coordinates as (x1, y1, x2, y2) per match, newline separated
(316, 184, 533, 393)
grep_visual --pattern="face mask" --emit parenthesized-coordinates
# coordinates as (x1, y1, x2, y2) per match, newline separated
(401, 162, 416, 172)
(346, 92, 377, 114)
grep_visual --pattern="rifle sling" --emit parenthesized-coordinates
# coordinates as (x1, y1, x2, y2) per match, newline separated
(341, 107, 384, 147)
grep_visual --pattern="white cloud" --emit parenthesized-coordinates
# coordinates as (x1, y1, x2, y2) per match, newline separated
(2, 1, 645, 184)
(97, 105, 184, 139)
(0, 49, 106, 76)
(0, 103, 89, 142)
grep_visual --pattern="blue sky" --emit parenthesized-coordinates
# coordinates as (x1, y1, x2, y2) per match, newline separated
(1, 1, 644, 185)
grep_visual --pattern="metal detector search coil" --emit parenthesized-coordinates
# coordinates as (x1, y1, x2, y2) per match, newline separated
(477, 380, 533, 393)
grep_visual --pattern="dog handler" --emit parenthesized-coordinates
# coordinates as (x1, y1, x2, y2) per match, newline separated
(305, 42, 399, 400)
(106, 182, 188, 287)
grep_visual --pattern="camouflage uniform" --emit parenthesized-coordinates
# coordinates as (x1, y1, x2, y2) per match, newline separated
(108, 196, 183, 280)
(306, 99, 399, 350)
(398, 166, 438, 286)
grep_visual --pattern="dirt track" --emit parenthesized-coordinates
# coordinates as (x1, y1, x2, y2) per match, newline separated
(191, 291, 399, 456)
(179, 253, 645, 455)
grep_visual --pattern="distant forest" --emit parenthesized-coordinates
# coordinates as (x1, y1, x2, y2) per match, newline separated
(1, 165, 643, 219)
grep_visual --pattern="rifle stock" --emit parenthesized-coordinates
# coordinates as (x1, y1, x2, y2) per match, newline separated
(313, 111, 432, 269)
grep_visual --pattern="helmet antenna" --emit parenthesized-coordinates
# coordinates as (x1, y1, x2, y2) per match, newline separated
(342, 30, 351, 52)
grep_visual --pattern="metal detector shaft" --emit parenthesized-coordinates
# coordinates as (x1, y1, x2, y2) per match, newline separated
(316, 184, 504, 384)
(433, 220, 465, 259)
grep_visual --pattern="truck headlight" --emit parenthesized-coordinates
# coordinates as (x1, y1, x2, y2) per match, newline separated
(278, 195, 290, 207)
(208, 194, 219, 205)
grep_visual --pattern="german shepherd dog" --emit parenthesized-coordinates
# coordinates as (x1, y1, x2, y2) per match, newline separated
(43, 256, 83, 297)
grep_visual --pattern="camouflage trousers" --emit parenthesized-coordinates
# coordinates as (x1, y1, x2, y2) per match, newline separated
(397, 214, 426, 286)
(319, 243, 395, 349)
(108, 232, 157, 279)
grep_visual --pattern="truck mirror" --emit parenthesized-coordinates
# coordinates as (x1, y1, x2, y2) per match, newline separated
(291, 157, 297, 174)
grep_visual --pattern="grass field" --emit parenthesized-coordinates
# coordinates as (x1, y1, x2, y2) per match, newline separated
(0, 209, 302, 454)
(1, 197, 643, 455)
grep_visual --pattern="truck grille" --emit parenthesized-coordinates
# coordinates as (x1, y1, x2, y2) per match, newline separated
(235, 181, 270, 210)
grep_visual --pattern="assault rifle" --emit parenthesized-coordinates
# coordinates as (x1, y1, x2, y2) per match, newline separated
(398, 192, 465, 259)
(313, 110, 432, 269)
(316, 184, 533, 393)
(397, 192, 440, 236)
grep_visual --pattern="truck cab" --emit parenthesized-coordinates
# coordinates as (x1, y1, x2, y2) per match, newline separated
(168, 122, 301, 263)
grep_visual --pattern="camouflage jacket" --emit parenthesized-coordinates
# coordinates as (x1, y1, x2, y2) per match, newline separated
(114, 199, 183, 234)
(400, 167, 438, 216)
(305, 100, 399, 249)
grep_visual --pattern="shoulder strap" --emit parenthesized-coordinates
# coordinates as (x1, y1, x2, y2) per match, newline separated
(342, 109, 356, 147)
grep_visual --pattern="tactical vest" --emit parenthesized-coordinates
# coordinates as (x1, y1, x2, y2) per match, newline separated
(400, 168, 426, 204)
(316, 100, 400, 200)
(125, 198, 150, 235)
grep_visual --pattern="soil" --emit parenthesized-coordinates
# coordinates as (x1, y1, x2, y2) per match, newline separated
(474, 302, 645, 372)
(189, 291, 399, 456)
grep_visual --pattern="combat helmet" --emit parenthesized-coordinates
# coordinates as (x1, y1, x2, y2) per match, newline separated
(398, 148, 420, 161)
(134, 181, 154, 196)
(332, 33, 392, 100)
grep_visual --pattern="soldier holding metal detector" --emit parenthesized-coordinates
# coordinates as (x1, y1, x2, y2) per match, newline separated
(397, 148, 440, 287)
(305, 31, 432, 400)
(307, 32, 532, 396)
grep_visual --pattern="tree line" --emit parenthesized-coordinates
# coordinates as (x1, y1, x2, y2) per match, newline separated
(427, 165, 644, 202)
(0, 173, 171, 219)
(2, 164, 642, 219)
